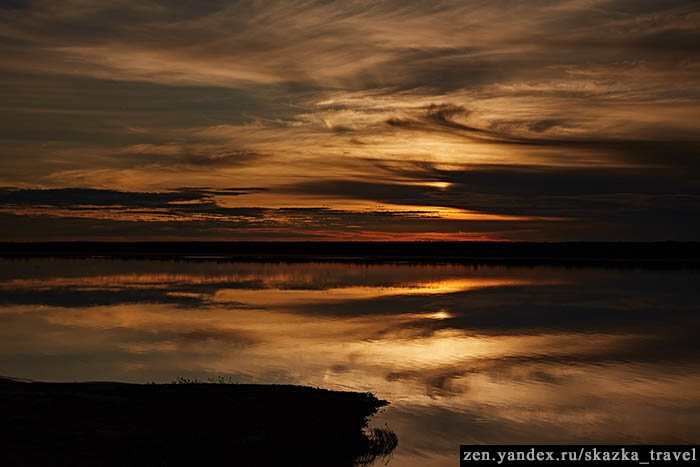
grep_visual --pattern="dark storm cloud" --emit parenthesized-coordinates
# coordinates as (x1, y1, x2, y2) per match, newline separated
(286, 156, 700, 240)
(0, 0, 25, 9)
(5, 179, 697, 241)
(0, 203, 534, 242)
(405, 162, 700, 196)
(0, 187, 263, 208)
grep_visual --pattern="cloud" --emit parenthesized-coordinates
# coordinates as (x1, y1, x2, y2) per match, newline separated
(284, 159, 700, 240)
(0, 0, 25, 9)
(1, 1, 699, 240)
(2, 1, 698, 90)
(0, 186, 263, 208)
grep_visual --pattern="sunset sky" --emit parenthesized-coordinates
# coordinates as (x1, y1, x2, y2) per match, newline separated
(1, 0, 699, 241)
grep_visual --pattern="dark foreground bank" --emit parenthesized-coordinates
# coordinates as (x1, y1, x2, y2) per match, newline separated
(0, 377, 396, 467)
(1, 241, 700, 266)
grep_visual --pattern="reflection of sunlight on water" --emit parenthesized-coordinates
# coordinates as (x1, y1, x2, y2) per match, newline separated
(211, 278, 535, 306)
(417, 310, 452, 320)
(0, 260, 699, 467)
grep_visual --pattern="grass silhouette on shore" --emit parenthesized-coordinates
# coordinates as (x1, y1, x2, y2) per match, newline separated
(1, 376, 397, 466)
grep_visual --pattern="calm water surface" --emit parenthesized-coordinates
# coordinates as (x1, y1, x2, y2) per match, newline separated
(1, 259, 699, 466)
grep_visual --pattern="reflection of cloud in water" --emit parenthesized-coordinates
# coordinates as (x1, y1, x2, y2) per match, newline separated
(211, 278, 532, 307)
(0, 261, 538, 309)
(0, 259, 698, 466)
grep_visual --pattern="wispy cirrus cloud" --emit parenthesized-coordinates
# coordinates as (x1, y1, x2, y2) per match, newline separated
(1, 0, 699, 240)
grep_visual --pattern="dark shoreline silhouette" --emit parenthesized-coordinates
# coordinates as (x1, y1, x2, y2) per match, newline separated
(1, 376, 396, 467)
(1, 241, 699, 267)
